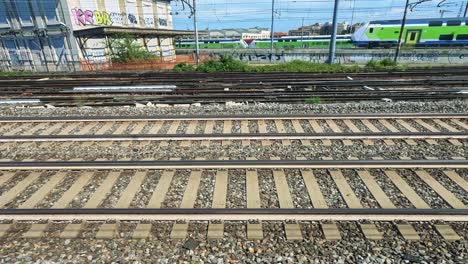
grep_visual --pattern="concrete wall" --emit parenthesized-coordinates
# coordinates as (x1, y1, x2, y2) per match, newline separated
(178, 49, 468, 65)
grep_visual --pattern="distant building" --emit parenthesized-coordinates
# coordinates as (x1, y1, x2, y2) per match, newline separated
(0, 0, 190, 72)
(288, 23, 323, 36)
(349, 23, 364, 34)
(274, 32, 288, 38)
(321, 22, 350, 35)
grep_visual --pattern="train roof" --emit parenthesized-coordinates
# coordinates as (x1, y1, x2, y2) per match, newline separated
(369, 17, 467, 25)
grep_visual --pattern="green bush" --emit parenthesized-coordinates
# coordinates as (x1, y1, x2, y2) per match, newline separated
(305, 97, 322, 104)
(250, 60, 360, 73)
(173, 63, 196, 72)
(0, 71, 33, 76)
(109, 34, 156, 63)
(366, 58, 400, 70)
(196, 55, 249, 72)
(380, 58, 397, 67)
(172, 56, 406, 73)
(365, 59, 379, 69)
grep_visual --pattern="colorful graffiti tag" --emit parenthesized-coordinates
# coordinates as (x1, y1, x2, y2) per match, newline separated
(71, 8, 168, 27)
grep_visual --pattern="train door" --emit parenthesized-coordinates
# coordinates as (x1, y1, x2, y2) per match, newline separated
(405, 30, 421, 45)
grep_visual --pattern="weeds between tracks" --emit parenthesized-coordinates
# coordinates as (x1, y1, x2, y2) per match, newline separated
(173, 56, 407, 73)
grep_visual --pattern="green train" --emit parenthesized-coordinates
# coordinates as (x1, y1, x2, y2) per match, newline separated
(176, 17, 468, 49)
(352, 17, 468, 47)
(175, 35, 354, 49)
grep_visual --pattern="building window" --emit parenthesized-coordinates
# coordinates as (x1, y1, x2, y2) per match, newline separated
(0, 1, 8, 24)
(12, 0, 33, 24)
(51, 36, 65, 62)
(4, 39, 20, 65)
(41, 0, 58, 22)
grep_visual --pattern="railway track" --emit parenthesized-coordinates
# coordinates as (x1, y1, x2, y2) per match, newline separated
(2, 66, 468, 81)
(1, 114, 466, 136)
(0, 165, 466, 240)
(1, 69, 468, 105)
(0, 113, 466, 244)
(1, 114, 465, 159)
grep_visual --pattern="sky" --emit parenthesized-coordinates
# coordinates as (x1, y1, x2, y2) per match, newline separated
(171, 0, 467, 31)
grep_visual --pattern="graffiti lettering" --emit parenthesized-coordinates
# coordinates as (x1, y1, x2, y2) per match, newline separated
(72, 9, 93, 26)
(110, 12, 126, 25)
(158, 18, 167, 27)
(142, 17, 155, 27)
(71, 8, 161, 27)
(128, 13, 137, 25)
(93, 10, 112, 26)
(202, 50, 468, 65)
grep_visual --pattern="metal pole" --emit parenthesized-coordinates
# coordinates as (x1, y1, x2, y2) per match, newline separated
(464, 2, 468, 17)
(193, 0, 200, 65)
(328, 0, 339, 64)
(394, 0, 410, 63)
(301, 18, 304, 48)
(270, 0, 275, 53)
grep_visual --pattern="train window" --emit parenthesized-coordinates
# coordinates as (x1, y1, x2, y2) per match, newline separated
(369, 28, 374, 33)
(292, 40, 297, 42)
(456, 34, 468, 40)
(410, 32, 417, 41)
(429, 21, 443, 27)
(447, 20, 461, 26)
(439, 34, 454, 40)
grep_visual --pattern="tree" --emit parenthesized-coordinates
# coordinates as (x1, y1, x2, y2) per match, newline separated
(109, 34, 155, 63)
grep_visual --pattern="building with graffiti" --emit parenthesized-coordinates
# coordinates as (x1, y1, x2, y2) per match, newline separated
(0, 0, 190, 72)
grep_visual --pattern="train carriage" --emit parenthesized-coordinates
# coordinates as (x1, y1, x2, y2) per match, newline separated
(176, 35, 354, 49)
(352, 17, 468, 48)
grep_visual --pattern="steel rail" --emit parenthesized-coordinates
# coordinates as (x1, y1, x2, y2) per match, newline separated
(0, 132, 466, 143)
(0, 113, 466, 123)
(0, 160, 467, 170)
(0, 208, 466, 222)
(1, 68, 467, 81)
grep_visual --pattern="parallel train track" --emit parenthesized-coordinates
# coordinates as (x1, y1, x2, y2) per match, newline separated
(0, 113, 466, 241)
(1, 69, 468, 105)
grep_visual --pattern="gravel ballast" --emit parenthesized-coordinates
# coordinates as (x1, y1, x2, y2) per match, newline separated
(0, 221, 465, 263)
(1, 100, 467, 117)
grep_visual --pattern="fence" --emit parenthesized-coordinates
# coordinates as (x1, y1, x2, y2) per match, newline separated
(80, 54, 212, 71)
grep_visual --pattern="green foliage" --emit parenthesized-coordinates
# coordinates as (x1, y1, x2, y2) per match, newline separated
(365, 59, 379, 69)
(109, 34, 156, 63)
(172, 56, 407, 73)
(173, 63, 196, 72)
(305, 97, 322, 104)
(366, 58, 400, 70)
(250, 60, 361, 73)
(0, 71, 33, 76)
(196, 55, 249, 73)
